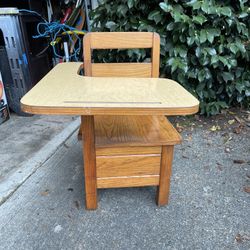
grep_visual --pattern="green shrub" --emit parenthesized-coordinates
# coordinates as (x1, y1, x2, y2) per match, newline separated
(91, 0, 250, 115)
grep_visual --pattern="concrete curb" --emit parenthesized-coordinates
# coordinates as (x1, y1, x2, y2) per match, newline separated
(0, 118, 80, 205)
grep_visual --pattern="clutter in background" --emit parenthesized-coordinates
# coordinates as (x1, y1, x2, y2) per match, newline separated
(0, 0, 91, 117)
(0, 71, 10, 125)
(19, 0, 89, 64)
(0, 9, 51, 115)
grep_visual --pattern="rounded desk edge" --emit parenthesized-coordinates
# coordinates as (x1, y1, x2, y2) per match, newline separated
(21, 103, 200, 116)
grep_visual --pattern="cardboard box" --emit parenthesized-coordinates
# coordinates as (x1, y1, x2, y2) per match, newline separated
(0, 71, 10, 124)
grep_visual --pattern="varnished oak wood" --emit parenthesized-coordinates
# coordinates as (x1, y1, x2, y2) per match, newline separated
(157, 146, 174, 206)
(95, 115, 182, 148)
(152, 33, 160, 77)
(96, 154, 161, 178)
(92, 63, 152, 78)
(85, 32, 154, 49)
(82, 116, 97, 209)
(96, 146, 161, 156)
(21, 104, 199, 116)
(84, 32, 159, 81)
(83, 35, 91, 76)
(97, 175, 159, 189)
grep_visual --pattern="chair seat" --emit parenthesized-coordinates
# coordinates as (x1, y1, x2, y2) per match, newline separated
(95, 115, 182, 148)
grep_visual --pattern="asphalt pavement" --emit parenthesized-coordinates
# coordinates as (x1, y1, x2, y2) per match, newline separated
(0, 123, 249, 250)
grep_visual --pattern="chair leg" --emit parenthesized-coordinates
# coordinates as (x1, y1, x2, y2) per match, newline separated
(82, 115, 98, 210)
(156, 145, 174, 206)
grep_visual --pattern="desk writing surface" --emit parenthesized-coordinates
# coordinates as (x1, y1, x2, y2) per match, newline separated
(21, 62, 199, 115)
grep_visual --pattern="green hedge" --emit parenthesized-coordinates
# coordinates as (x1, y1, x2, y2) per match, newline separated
(91, 0, 250, 115)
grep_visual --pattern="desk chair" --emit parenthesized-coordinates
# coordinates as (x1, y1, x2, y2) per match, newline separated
(79, 32, 182, 209)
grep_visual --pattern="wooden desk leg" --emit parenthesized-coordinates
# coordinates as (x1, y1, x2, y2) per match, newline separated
(82, 115, 98, 210)
(156, 145, 174, 206)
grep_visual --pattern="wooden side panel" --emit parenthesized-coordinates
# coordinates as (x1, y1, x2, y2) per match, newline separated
(96, 146, 161, 156)
(87, 32, 153, 49)
(97, 175, 159, 188)
(92, 63, 152, 78)
(96, 155, 161, 178)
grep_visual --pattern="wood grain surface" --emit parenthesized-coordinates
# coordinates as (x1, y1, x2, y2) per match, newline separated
(85, 32, 154, 49)
(96, 175, 159, 188)
(151, 33, 160, 77)
(96, 146, 161, 156)
(157, 145, 174, 206)
(95, 115, 182, 147)
(96, 154, 161, 178)
(91, 63, 152, 77)
(82, 116, 97, 209)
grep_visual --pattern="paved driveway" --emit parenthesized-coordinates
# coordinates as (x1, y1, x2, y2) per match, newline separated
(0, 126, 249, 250)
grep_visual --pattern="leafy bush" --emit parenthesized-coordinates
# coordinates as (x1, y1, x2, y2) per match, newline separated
(91, 0, 250, 115)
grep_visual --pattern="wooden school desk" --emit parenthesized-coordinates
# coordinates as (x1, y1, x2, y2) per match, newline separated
(21, 62, 199, 210)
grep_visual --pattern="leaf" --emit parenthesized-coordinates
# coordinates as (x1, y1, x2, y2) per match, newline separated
(198, 69, 206, 82)
(239, 12, 248, 18)
(148, 10, 159, 20)
(230, 59, 237, 67)
(228, 119, 235, 125)
(167, 22, 174, 31)
(207, 48, 216, 56)
(201, 2, 209, 13)
(219, 56, 228, 67)
(196, 82, 205, 98)
(193, 15, 207, 25)
(233, 159, 246, 164)
(40, 189, 49, 196)
(210, 125, 221, 131)
(105, 21, 117, 30)
(187, 37, 195, 46)
(229, 44, 238, 54)
(222, 72, 234, 82)
(218, 44, 224, 54)
(207, 32, 214, 43)
(219, 7, 232, 17)
(211, 55, 219, 64)
(127, 0, 134, 9)
(195, 47, 201, 57)
(159, 3, 172, 13)
(236, 41, 246, 53)
(200, 30, 207, 43)
(235, 83, 245, 93)
(186, 0, 201, 10)
(117, 5, 128, 17)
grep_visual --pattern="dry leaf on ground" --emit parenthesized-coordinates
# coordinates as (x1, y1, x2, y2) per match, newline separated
(228, 119, 235, 125)
(40, 189, 49, 196)
(243, 186, 250, 193)
(233, 160, 246, 164)
(210, 125, 221, 131)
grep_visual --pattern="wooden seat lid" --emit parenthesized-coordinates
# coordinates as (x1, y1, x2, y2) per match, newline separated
(94, 115, 182, 148)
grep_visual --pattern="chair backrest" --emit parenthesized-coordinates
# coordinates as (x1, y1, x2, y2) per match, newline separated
(83, 32, 160, 78)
